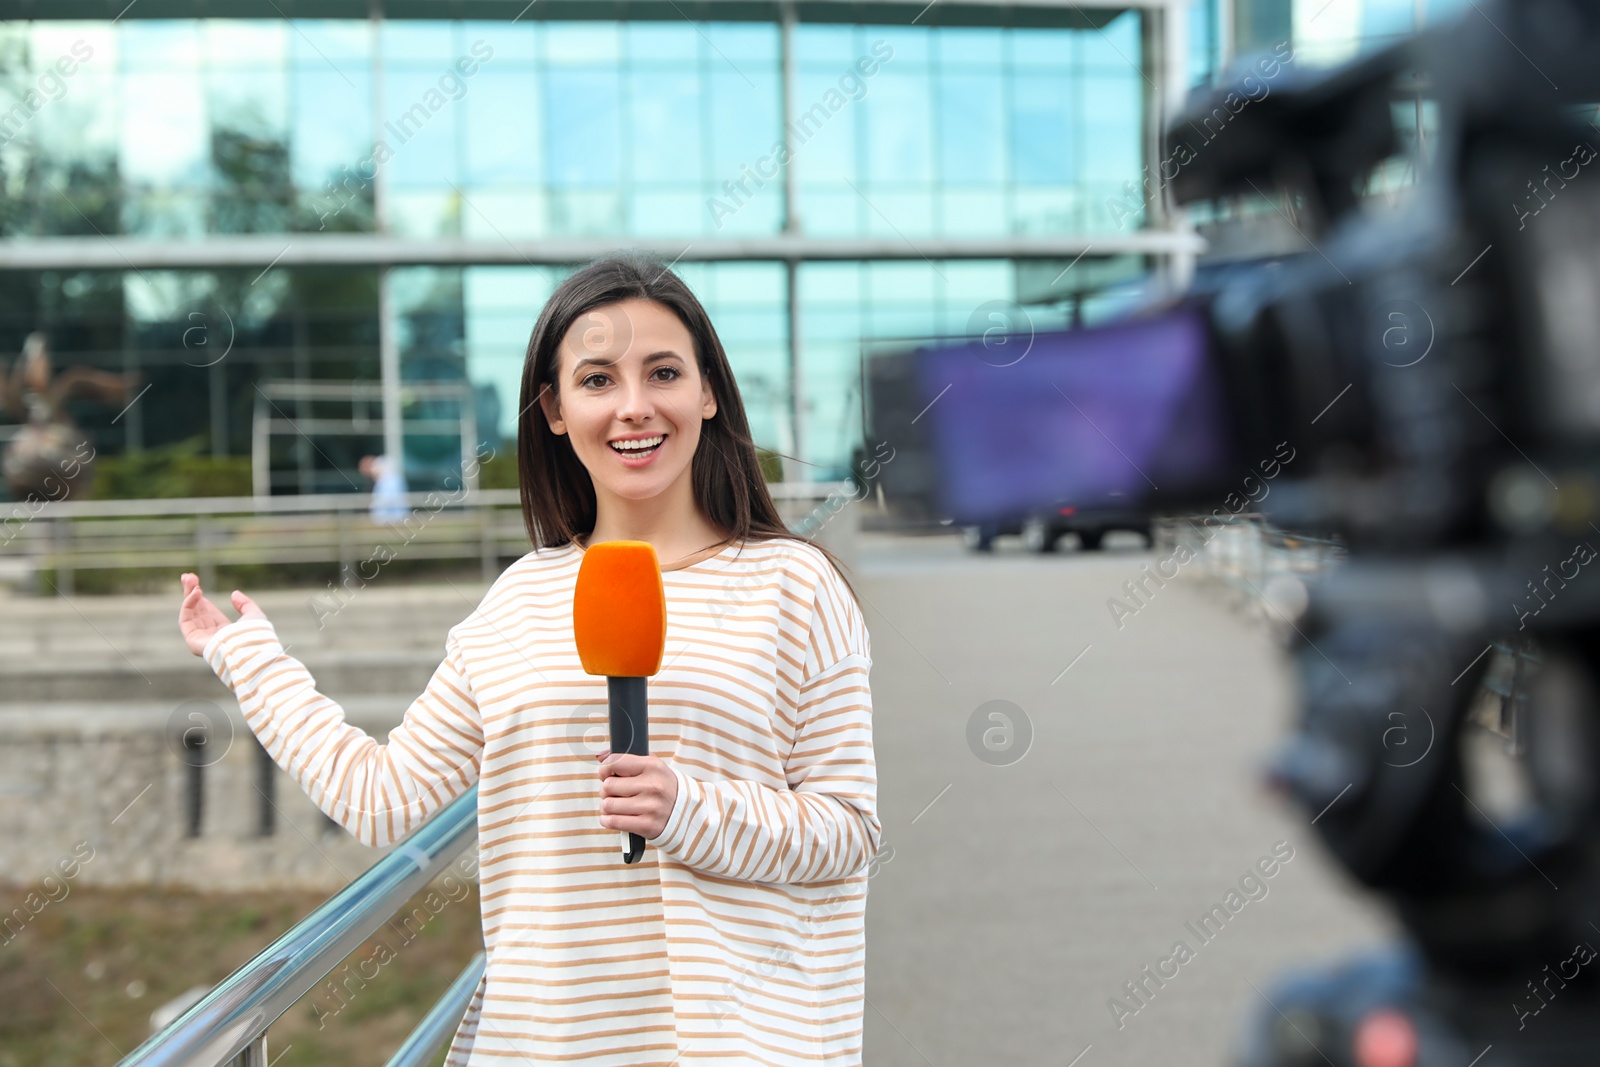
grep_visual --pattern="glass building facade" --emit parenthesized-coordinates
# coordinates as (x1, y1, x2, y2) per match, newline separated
(0, 3, 1232, 496)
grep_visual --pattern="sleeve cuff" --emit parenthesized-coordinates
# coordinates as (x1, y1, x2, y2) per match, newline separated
(202, 616, 280, 687)
(648, 763, 700, 855)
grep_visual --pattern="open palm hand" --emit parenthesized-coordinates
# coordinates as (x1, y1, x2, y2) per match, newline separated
(178, 572, 268, 657)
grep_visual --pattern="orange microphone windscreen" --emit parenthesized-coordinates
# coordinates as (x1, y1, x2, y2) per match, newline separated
(572, 540, 666, 677)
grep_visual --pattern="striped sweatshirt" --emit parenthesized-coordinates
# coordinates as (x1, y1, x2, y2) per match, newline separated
(201, 535, 879, 1066)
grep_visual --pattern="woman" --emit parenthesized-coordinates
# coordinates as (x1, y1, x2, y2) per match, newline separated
(177, 255, 880, 1067)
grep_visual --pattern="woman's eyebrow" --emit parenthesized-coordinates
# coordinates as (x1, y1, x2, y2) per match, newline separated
(572, 350, 685, 376)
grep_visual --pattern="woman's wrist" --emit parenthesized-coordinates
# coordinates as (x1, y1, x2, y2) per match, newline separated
(648, 764, 695, 852)
(202, 615, 276, 681)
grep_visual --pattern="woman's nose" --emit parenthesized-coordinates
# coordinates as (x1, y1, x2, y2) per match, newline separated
(614, 377, 655, 419)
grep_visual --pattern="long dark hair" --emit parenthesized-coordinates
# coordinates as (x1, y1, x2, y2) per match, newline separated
(516, 253, 862, 610)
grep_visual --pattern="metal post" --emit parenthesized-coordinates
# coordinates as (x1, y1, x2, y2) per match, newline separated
(1145, 1, 1194, 296)
(292, 324, 312, 496)
(371, 0, 389, 238)
(53, 516, 72, 596)
(1218, 0, 1235, 73)
(337, 508, 353, 586)
(123, 309, 142, 455)
(786, 261, 805, 484)
(227, 1034, 268, 1066)
(780, 3, 804, 484)
(210, 359, 227, 459)
(256, 739, 276, 838)
(251, 398, 269, 500)
(1413, 0, 1427, 164)
(373, 2, 404, 490)
(779, 2, 800, 237)
(197, 515, 216, 592)
(460, 395, 479, 496)
(480, 507, 495, 582)
(379, 270, 404, 487)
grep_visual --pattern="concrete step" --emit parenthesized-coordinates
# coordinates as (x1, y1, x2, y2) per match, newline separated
(0, 696, 412, 741)
(0, 580, 492, 667)
(0, 650, 448, 703)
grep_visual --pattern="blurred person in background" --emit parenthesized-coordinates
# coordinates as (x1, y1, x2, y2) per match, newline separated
(358, 452, 409, 524)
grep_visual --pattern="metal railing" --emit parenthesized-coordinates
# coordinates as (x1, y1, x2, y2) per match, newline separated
(0, 488, 526, 595)
(0, 481, 858, 595)
(384, 954, 490, 1067)
(1152, 513, 1346, 611)
(115, 786, 483, 1067)
(0, 489, 528, 598)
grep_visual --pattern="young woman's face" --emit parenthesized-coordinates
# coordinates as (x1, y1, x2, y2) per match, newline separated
(540, 297, 718, 503)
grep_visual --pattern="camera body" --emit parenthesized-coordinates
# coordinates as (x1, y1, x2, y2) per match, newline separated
(862, 2, 1600, 1061)
(1164, 3, 1600, 1063)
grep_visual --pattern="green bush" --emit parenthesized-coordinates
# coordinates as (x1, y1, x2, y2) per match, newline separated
(756, 447, 783, 482)
(85, 437, 253, 500)
(475, 450, 519, 490)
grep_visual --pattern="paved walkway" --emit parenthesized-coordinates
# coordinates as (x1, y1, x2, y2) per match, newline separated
(851, 532, 1391, 1067)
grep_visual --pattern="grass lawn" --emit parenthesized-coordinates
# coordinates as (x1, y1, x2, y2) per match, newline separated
(0, 880, 484, 1067)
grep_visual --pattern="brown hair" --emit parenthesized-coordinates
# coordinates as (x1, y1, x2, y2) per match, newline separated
(515, 253, 862, 609)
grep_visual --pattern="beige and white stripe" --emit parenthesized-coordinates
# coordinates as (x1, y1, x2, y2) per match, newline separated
(203, 536, 879, 1065)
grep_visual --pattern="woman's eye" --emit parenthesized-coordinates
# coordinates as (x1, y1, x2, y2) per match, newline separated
(653, 367, 680, 381)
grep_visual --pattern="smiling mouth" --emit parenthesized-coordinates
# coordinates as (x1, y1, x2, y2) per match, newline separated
(609, 434, 666, 456)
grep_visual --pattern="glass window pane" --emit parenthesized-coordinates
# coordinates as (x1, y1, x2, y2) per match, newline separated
(291, 67, 374, 192)
(544, 23, 620, 65)
(209, 65, 290, 236)
(935, 27, 1003, 66)
(381, 21, 457, 64)
(1010, 71, 1072, 185)
(459, 188, 546, 239)
(937, 70, 1004, 184)
(939, 189, 1006, 236)
(1081, 13, 1142, 72)
(464, 21, 538, 63)
(863, 66, 930, 182)
(119, 20, 200, 70)
(629, 190, 708, 236)
(796, 26, 856, 65)
(387, 190, 459, 237)
(630, 66, 703, 184)
(202, 20, 288, 67)
(548, 188, 621, 234)
(866, 26, 929, 65)
(1080, 72, 1141, 186)
(545, 69, 621, 185)
(791, 68, 857, 183)
(208, 67, 289, 140)
(289, 19, 372, 65)
(463, 67, 541, 186)
(795, 187, 858, 237)
(695, 262, 787, 401)
(626, 22, 700, 63)
(701, 22, 779, 64)
(121, 70, 207, 187)
(708, 67, 779, 178)
(1008, 28, 1070, 67)
(31, 45, 118, 171)
(382, 66, 463, 188)
(30, 23, 116, 72)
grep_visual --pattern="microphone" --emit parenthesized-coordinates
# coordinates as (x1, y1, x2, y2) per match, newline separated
(572, 539, 666, 865)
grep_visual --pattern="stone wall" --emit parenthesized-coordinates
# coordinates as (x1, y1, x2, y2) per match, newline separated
(0, 700, 464, 896)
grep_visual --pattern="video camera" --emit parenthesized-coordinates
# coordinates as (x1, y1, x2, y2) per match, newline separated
(866, 1, 1600, 1062)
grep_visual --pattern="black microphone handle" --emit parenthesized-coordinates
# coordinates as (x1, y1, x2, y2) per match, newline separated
(608, 675, 649, 864)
